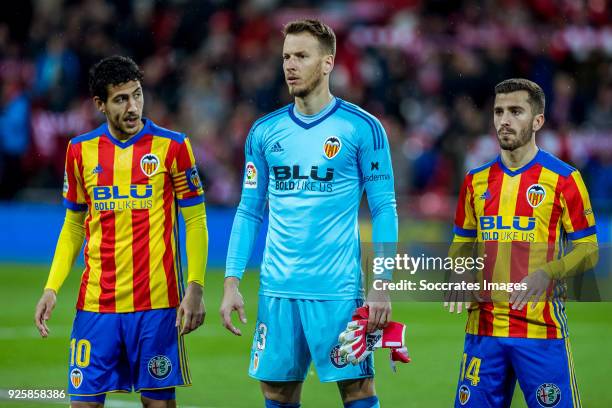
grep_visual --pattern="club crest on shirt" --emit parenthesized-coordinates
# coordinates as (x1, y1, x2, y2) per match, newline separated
(536, 383, 561, 407)
(526, 184, 546, 208)
(148, 355, 172, 380)
(458, 385, 470, 405)
(140, 153, 160, 177)
(329, 344, 348, 368)
(70, 368, 83, 389)
(323, 136, 342, 159)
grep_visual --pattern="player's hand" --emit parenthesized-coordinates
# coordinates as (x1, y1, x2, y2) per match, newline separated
(365, 289, 391, 333)
(509, 269, 551, 311)
(176, 282, 205, 335)
(34, 289, 56, 338)
(220, 277, 247, 336)
(338, 307, 410, 367)
(444, 270, 481, 314)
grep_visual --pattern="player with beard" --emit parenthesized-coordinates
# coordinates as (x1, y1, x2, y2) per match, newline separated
(34, 56, 208, 408)
(220, 19, 398, 408)
(448, 79, 598, 407)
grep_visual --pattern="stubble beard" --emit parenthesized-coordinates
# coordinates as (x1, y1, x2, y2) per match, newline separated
(110, 113, 142, 139)
(288, 65, 323, 98)
(498, 125, 532, 152)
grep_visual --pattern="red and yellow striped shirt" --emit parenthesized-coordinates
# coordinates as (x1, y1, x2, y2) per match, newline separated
(453, 149, 596, 339)
(63, 118, 204, 313)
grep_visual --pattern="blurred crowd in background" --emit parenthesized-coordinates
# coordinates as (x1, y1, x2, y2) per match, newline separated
(0, 0, 610, 217)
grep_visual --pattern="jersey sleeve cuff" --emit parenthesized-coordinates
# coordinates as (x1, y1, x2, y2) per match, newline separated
(177, 195, 205, 207)
(224, 271, 243, 280)
(453, 225, 477, 238)
(567, 225, 597, 241)
(63, 198, 87, 211)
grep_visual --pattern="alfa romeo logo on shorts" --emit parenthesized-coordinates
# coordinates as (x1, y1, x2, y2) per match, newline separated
(148, 355, 172, 380)
(330, 344, 348, 368)
(536, 383, 561, 407)
(458, 385, 470, 405)
(70, 368, 83, 389)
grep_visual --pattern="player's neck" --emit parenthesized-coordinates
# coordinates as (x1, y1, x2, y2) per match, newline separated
(500, 139, 538, 169)
(294, 86, 333, 116)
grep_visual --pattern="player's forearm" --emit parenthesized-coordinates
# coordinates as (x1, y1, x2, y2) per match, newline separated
(370, 196, 398, 243)
(370, 198, 398, 280)
(543, 237, 599, 279)
(45, 209, 86, 293)
(182, 203, 208, 286)
(225, 197, 266, 279)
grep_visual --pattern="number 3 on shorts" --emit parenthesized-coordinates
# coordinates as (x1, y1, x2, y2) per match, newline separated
(256, 323, 267, 351)
(460, 353, 481, 386)
(70, 338, 91, 368)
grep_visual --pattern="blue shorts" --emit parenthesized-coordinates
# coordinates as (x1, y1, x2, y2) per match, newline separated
(249, 295, 374, 383)
(454, 334, 581, 408)
(68, 308, 190, 401)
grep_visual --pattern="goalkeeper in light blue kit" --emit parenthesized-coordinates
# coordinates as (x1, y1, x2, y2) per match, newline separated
(221, 19, 401, 408)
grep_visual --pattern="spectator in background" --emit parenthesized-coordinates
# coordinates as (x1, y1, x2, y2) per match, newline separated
(33, 35, 80, 111)
(0, 79, 30, 199)
(0, 0, 609, 211)
(585, 82, 612, 131)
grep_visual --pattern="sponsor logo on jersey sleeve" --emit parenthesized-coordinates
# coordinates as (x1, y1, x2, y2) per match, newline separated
(244, 162, 258, 189)
(362, 161, 390, 183)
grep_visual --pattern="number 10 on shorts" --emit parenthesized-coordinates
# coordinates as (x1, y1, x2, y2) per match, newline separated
(70, 338, 91, 368)
(460, 353, 481, 386)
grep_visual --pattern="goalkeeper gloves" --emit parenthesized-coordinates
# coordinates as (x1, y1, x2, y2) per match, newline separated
(338, 306, 411, 370)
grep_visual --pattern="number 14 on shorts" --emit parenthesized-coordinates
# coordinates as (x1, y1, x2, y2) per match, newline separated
(460, 353, 481, 386)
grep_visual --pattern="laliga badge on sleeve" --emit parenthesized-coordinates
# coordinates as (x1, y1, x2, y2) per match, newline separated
(244, 162, 258, 189)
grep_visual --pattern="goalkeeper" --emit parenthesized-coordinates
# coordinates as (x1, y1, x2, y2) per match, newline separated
(221, 19, 398, 408)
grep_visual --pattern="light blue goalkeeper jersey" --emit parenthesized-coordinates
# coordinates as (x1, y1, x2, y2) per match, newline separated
(225, 97, 398, 300)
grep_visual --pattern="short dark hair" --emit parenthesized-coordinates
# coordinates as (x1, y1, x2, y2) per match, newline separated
(283, 19, 336, 56)
(88, 56, 144, 101)
(494, 78, 545, 115)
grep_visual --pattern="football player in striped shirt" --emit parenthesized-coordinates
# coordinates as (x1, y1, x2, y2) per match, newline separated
(448, 78, 598, 408)
(34, 56, 208, 408)
(220, 19, 397, 408)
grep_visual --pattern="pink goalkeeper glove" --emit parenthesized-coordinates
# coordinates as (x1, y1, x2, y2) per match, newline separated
(338, 306, 411, 368)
